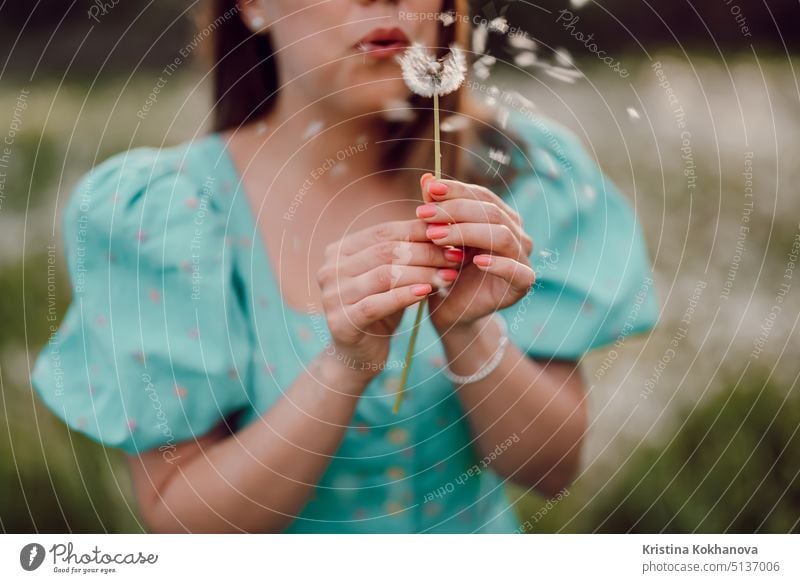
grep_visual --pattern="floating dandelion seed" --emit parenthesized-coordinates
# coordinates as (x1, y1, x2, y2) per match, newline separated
(484, 84, 501, 107)
(303, 120, 324, 140)
(382, 97, 416, 122)
(486, 147, 511, 178)
(542, 65, 583, 84)
(393, 42, 467, 413)
(440, 114, 471, 133)
(571, 0, 592, 8)
(478, 54, 497, 68)
(509, 33, 537, 52)
(489, 147, 511, 166)
(497, 107, 510, 129)
(472, 54, 496, 80)
(438, 11, 456, 27)
(554, 47, 575, 68)
(488, 16, 509, 34)
(472, 61, 491, 80)
(514, 51, 537, 68)
(473, 23, 489, 55)
(627, 106, 641, 120)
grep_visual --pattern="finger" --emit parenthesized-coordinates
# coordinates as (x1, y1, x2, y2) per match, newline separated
(346, 283, 433, 329)
(426, 222, 526, 259)
(422, 178, 522, 226)
(473, 254, 536, 293)
(336, 240, 462, 277)
(416, 199, 520, 234)
(328, 220, 431, 257)
(332, 265, 458, 305)
(420, 172, 435, 204)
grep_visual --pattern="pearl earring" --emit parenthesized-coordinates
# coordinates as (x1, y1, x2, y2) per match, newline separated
(249, 15, 265, 31)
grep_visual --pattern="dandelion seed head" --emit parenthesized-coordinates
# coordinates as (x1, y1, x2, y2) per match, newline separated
(396, 43, 467, 98)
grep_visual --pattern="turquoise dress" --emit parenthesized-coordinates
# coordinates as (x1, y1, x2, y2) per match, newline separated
(31, 110, 659, 533)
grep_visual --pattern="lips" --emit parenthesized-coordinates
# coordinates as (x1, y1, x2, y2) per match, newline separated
(354, 26, 410, 59)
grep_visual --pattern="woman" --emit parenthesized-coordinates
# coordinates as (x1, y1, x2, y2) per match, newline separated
(32, 0, 659, 533)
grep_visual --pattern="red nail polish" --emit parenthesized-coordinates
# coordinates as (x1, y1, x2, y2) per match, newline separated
(426, 225, 449, 239)
(474, 255, 493, 268)
(438, 268, 459, 281)
(444, 248, 465, 262)
(427, 181, 448, 197)
(416, 204, 437, 219)
(412, 284, 432, 296)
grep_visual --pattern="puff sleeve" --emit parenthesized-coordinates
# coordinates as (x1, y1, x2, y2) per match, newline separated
(31, 146, 253, 455)
(499, 111, 659, 360)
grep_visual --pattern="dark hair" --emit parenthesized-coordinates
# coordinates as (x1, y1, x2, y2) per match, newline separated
(197, 0, 525, 188)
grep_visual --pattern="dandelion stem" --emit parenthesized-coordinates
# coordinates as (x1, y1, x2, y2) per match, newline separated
(393, 291, 426, 413)
(434, 92, 441, 179)
(394, 92, 441, 413)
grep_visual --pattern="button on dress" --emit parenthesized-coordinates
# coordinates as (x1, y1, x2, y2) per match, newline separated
(31, 110, 659, 532)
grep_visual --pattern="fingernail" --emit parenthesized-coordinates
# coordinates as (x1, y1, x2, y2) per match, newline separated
(416, 204, 437, 219)
(427, 181, 448, 197)
(437, 268, 459, 282)
(444, 248, 465, 262)
(420, 173, 434, 188)
(426, 225, 449, 239)
(412, 284, 432, 296)
(474, 255, 493, 268)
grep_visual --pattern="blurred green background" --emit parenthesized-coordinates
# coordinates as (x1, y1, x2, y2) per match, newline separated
(1, 0, 798, 533)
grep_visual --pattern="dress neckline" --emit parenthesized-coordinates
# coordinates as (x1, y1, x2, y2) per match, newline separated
(206, 131, 315, 320)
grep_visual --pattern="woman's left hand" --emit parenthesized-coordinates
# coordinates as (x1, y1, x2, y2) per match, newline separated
(416, 173, 536, 334)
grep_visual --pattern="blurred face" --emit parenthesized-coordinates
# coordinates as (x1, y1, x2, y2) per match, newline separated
(242, 0, 447, 115)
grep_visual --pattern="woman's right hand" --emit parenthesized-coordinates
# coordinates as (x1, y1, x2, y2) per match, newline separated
(316, 219, 463, 381)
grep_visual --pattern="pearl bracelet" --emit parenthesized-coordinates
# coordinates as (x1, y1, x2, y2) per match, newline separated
(442, 314, 509, 385)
